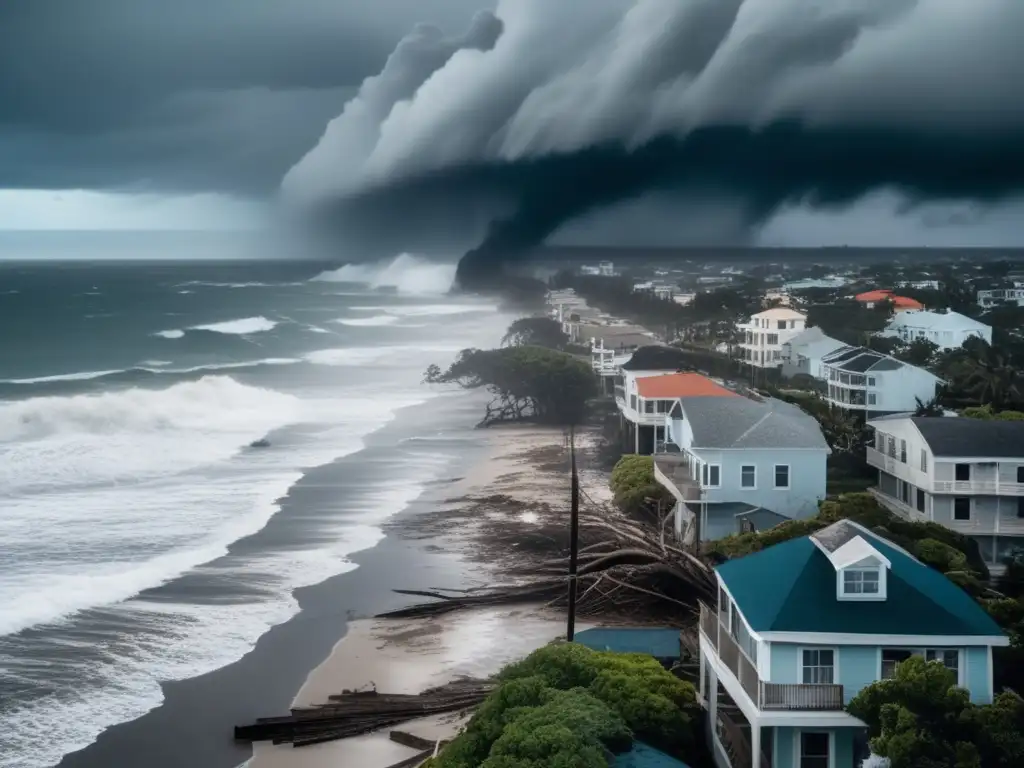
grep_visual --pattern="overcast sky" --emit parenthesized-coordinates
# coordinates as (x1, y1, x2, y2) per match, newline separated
(2, 0, 1023, 249)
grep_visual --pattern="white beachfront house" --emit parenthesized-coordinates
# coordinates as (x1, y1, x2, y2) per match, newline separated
(653, 394, 829, 543)
(866, 415, 1024, 576)
(699, 519, 1007, 768)
(977, 283, 1024, 308)
(779, 327, 847, 380)
(880, 309, 992, 351)
(819, 346, 942, 416)
(736, 308, 808, 369)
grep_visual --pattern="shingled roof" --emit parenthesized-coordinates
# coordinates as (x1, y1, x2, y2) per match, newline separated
(680, 396, 829, 450)
(715, 520, 1006, 637)
(911, 416, 1024, 458)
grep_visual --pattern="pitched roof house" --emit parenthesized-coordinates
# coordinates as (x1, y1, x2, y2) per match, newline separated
(700, 519, 1007, 768)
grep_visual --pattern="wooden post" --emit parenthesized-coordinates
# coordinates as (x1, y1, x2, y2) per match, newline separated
(567, 428, 580, 642)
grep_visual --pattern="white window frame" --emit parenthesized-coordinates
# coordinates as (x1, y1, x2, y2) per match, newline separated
(740, 464, 757, 489)
(840, 567, 885, 600)
(773, 464, 791, 489)
(703, 463, 721, 489)
(799, 647, 838, 685)
(878, 647, 963, 686)
(795, 729, 835, 768)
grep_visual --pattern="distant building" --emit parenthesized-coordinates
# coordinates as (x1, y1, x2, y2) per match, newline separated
(897, 279, 942, 290)
(654, 395, 829, 543)
(978, 283, 1024, 308)
(782, 277, 849, 291)
(866, 415, 1024, 575)
(854, 289, 923, 312)
(820, 346, 942, 415)
(737, 308, 807, 369)
(881, 310, 992, 350)
(633, 281, 675, 300)
(780, 327, 847, 380)
(673, 293, 696, 307)
(699, 518, 1007, 768)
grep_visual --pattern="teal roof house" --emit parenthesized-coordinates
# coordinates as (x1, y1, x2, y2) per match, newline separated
(698, 519, 1007, 768)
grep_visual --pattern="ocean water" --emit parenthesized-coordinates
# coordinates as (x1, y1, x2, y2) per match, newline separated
(0, 242, 512, 768)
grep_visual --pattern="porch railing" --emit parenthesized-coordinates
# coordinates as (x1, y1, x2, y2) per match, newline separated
(699, 603, 844, 711)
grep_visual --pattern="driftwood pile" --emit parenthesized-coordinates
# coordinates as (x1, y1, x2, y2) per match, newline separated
(379, 498, 717, 623)
(234, 678, 494, 749)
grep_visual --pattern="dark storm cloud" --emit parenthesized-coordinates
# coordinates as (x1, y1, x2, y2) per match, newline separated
(0, 0, 492, 193)
(284, 0, 1024, 285)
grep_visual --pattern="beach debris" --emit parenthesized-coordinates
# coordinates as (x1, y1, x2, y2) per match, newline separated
(378, 503, 716, 622)
(233, 678, 494, 748)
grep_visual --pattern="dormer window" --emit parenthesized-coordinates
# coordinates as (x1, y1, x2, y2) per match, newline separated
(843, 568, 880, 595)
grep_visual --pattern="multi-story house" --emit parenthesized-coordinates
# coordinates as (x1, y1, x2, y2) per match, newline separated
(819, 346, 941, 416)
(880, 309, 992, 351)
(700, 518, 1007, 768)
(977, 283, 1024, 308)
(616, 369, 738, 455)
(866, 415, 1024, 575)
(737, 308, 808, 369)
(779, 327, 847, 380)
(653, 395, 830, 543)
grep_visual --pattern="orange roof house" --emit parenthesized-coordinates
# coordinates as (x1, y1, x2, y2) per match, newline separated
(854, 289, 923, 312)
(636, 373, 739, 399)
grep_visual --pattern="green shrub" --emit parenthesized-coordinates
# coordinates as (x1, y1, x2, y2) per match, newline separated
(431, 643, 698, 768)
(609, 455, 673, 515)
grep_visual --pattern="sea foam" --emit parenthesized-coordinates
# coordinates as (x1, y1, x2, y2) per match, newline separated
(311, 253, 457, 295)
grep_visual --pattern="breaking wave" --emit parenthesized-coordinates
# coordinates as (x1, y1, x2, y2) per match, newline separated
(311, 253, 456, 295)
(155, 316, 278, 338)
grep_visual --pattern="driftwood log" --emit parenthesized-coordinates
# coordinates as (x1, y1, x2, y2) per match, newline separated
(234, 679, 494, 748)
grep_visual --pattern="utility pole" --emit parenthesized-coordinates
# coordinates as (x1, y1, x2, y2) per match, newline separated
(566, 427, 580, 642)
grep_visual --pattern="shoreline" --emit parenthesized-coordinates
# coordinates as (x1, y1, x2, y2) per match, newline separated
(248, 422, 610, 768)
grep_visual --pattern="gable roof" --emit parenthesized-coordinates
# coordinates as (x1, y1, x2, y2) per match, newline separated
(681, 395, 830, 450)
(752, 307, 806, 321)
(716, 519, 1005, 637)
(911, 416, 1024, 458)
(636, 373, 738, 399)
(854, 289, 923, 309)
(821, 345, 936, 377)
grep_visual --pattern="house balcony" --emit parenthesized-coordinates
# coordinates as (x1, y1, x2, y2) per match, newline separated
(653, 455, 702, 503)
(943, 518, 1024, 536)
(699, 604, 845, 712)
(867, 449, 1024, 497)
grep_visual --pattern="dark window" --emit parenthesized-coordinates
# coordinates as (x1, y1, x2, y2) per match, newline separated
(955, 463, 971, 481)
(916, 489, 926, 512)
(881, 648, 913, 678)
(954, 497, 971, 521)
(741, 465, 756, 488)
(900, 439, 907, 463)
(801, 650, 835, 684)
(1018, 498, 1024, 519)
(1018, 466, 1024, 483)
(775, 465, 790, 488)
(777, 320, 786, 330)
(707, 465, 721, 487)
(800, 732, 830, 768)
(921, 449, 928, 472)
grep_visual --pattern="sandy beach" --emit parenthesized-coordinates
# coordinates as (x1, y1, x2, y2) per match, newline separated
(250, 423, 609, 768)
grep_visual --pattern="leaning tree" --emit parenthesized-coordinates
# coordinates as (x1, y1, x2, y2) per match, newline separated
(424, 345, 599, 426)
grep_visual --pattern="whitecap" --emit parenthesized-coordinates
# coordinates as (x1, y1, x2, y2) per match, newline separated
(311, 253, 456, 295)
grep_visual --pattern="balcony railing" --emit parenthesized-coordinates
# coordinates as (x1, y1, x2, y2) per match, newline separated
(867, 449, 1024, 497)
(868, 487, 927, 524)
(699, 604, 844, 712)
(932, 480, 1024, 496)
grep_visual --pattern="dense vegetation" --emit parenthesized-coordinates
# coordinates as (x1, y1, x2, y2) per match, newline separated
(610, 455, 674, 518)
(425, 345, 598, 426)
(426, 643, 699, 768)
(848, 657, 1024, 768)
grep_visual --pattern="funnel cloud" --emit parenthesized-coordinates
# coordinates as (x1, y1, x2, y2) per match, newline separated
(284, 0, 1024, 285)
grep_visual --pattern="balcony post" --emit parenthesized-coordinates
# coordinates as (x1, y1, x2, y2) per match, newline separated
(751, 724, 761, 768)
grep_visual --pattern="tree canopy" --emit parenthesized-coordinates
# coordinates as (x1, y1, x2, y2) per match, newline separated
(427, 643, 699, 768)
(610, 455, 675, 518)
(425, 345, 598, 426)
(804, 299, 893, 347)
(502, 317, 572, 350)
(848, 656, 1024, 768)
